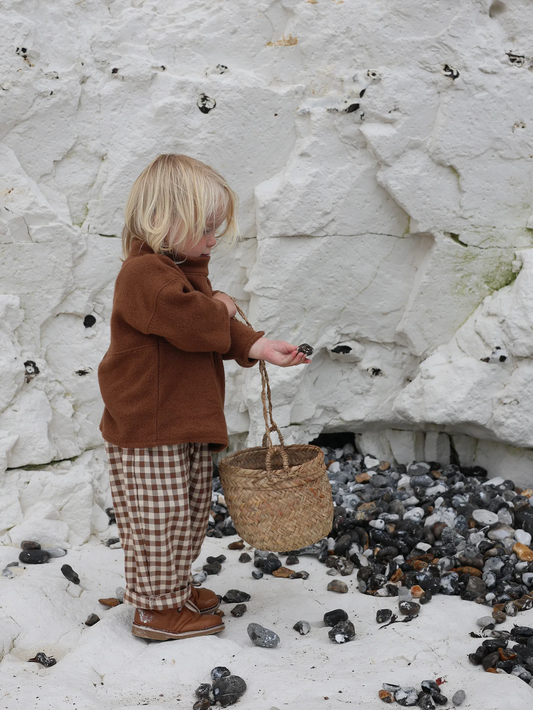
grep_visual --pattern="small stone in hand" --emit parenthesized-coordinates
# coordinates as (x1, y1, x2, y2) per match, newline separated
(296, 343, 313, 357)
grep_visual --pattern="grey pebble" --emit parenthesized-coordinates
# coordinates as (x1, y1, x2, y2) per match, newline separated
(43, 548, 67, 558)
(451, 689, 466, 706)
(247, 622, 280, 648)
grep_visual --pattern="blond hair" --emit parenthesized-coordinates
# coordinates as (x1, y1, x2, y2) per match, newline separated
(122, 154, 238, 259)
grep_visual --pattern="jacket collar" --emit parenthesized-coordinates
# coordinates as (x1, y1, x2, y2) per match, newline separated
(129, 239, 210, 276)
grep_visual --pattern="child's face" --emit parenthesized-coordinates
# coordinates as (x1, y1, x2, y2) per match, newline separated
(170, 228, 218, 258)
(183, 229, 217, 258)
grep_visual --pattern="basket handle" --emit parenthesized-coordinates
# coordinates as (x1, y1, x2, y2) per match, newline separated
(232, 301, 290, 475)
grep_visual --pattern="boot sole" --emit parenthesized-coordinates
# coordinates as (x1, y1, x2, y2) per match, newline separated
(132, 621, 224, 641)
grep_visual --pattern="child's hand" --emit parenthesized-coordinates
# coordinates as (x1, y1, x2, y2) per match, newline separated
(249, 338, 312, 367)
(213, 292, 237, 318)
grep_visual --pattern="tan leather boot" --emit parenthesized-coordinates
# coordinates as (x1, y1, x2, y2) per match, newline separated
(190, 586, 220, 614)
(132, 600, 224, 640)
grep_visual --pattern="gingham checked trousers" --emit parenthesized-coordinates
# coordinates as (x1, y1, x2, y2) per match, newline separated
(105, 442, 213, 611)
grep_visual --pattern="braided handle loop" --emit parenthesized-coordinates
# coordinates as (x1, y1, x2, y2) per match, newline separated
(232, 302, 290, 475)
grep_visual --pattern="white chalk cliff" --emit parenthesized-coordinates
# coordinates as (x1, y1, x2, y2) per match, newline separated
(2, 0, 533, 544)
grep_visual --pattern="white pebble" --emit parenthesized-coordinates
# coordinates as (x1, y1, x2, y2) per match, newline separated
(328, 461, 340, 474)
(473, 509, 499, 525)
(369, 519, 385, 530)
(476, 616, 494, 627)
(364, 455, 380, 469)
(515, 529, 532, 546)
(416, 542, 432, 552)
(483, 477, 505, 486)
(403, 507, 424, 522)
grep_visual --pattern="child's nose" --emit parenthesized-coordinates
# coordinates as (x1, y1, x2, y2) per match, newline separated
(207, 233, 217, 247)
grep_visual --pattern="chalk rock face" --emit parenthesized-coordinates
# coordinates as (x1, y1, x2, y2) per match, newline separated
(1, 0, 533, 542)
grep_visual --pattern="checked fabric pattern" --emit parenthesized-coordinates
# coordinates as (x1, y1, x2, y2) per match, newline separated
(105, 442, 213, 610)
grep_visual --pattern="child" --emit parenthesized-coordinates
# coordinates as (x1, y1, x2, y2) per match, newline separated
(98, 154, 310, 641)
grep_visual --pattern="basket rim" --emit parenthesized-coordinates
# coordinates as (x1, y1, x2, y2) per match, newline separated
(219, 443, 325, 477)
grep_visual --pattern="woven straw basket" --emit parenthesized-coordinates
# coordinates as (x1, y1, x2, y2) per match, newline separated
(219, 307, 334, 552)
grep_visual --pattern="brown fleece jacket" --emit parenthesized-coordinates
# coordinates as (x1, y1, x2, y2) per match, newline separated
(98, 239, 264, 451)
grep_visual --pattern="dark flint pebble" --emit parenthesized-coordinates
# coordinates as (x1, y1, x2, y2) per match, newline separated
(231, 604, 247, 617)
(61, 564, 80, 584)
(468, 650, 485, 666)
(193, 700, 211, 710)
(19, 550, 50, 564)
(431, 693, 447, 706)
(21, 540, 41, 550)
(399, 601, 420, 616)
(328, 620, 355, 643)
(418, 694, 435, 709)
(105, 507, 116, 524)
(286, 554, 299, 565)
(482, 638, 507, 652)
(203, 562, 222, 575)
(251, 570, 263, 579)
(257, 553, 282, 574)
(212, 675, 247, 708)
(512, 626, 533, 637)
(105, 537, 120, 547)
(482, 650, 500, 670)
(85, 613, 100, 626)
(324, 609, 348, 627)
(376, 609, 393, 624)
(211, 666, 231, 681)
(195, 683, 212, 699)
(293, 620, 311, 635)
(28, 652, 56, 667)
(419, 590, 433, 605)
(420, 680, 440, 696)
(222, 589, 251, 603)
(207, 555, 226, 564)
(238, 552, 252, 563)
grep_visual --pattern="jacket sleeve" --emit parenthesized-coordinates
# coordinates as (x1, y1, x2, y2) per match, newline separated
(222, 318, 265, 367)
(120, 272, 232, 353)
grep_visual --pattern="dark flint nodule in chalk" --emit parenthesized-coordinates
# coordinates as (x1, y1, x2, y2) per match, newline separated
(197, 93, 216, 113)
(28, 652, 56, 667)
(105, 507, 116, 524)
(83, 315, 96, 328)
(19, 549, 50, 564)
(323, 609, 348, 627)
(105, 537, 120, 547)
(195, 683, 212, 699)
(61, 564, 80, 584)
(231, 603, 247, 617)
(24, 360, 40, 382)
(211, 666, 231, 681)
(212, 675, 247, 708)
(222, 589, 251, 603)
